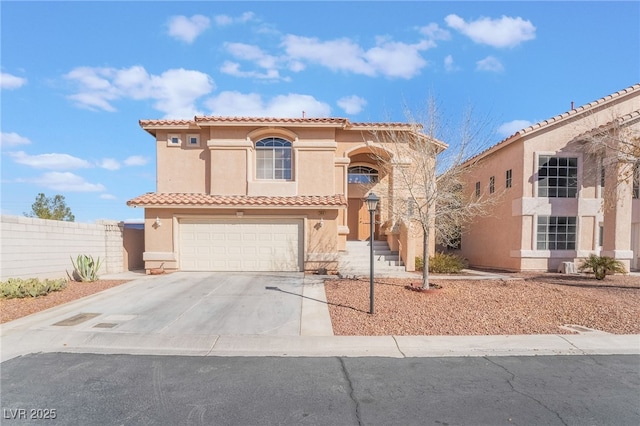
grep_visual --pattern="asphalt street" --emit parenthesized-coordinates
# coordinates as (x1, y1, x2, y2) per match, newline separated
(1, 353, 638, 426)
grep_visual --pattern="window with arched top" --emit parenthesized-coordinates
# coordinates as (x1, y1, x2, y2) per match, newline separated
(348, 166, 379, 184)
(256, 137, 292, 180)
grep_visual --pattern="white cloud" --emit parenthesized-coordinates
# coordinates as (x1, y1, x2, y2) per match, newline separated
(497, 119, 534, 137)
(100, 193, 117, 200)
(214, 12, 255, 26)
(0, 72, 27, 89)
(337, 95, 367, 115)
(364, 38, 431, 79)
(204, 91, 331, 117)
(98, 158, 121, 171)
(281, 35, 430, 79)
(124, 155, 148, 166)
(282, 35, 373, 76)
(65, 66, 215, 118)
(444, 54, 460, 72)
(220, 61, 284, 80)
(0, 132, 31, 147)
(445, 14, 536, 48)
(222, 43, 286, 80)
(8, 151, 92, 170)
(167, 15, 210, 43)
(226, 43, 279, 69)
(22, 172, 106, 192)
(418, 23, 451, 41)
(476, 56, 504, 72)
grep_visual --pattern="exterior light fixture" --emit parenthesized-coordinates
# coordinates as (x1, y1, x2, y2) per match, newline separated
(365, 192, 380, 314)
(154, 217, 162, 227)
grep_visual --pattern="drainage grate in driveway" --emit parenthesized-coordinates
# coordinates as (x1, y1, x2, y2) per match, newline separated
(93, 323, 117, 329)
(53, 313, 101, 327)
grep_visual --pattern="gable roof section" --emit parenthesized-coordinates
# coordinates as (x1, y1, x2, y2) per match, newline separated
(127, 193, 348, 209)
(463, 83, 640, 165)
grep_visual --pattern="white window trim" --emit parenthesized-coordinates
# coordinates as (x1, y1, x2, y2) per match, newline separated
(167, 134, 181, 147)
(187, 134, 200, 147)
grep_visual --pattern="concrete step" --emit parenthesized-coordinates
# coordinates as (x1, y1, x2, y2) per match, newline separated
(339, 240, 406, 274)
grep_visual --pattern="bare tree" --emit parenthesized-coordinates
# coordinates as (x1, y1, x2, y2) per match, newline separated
(576, 111, 640, 209)
(370, 98, 500, 289)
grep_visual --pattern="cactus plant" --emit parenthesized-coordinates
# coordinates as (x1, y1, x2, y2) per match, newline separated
(70, 254, 103, 282)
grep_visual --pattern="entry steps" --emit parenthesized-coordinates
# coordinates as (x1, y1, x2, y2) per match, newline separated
(337, 240, 409, 278)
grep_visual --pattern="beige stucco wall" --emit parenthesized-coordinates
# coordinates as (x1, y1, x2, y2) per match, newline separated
(211, 148, 248, 195)
(155, 130, 208, 193)
(460, 139, 525, 271)
(123, 227, 145, 271)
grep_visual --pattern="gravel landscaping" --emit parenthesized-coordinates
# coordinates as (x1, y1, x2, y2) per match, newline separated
(2, 272, 639, 337)
(325, 273, 640, 336)
(0, 280, 129, 324)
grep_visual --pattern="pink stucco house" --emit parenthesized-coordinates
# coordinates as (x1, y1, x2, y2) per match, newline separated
(459, 84, 640, 272)
(127, 117, 437, 274)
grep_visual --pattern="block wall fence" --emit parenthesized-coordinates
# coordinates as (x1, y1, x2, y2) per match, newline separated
(0, 215, 144, 280)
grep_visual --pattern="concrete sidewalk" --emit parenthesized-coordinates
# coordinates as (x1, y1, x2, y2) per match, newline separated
(1, 271, 638, 362)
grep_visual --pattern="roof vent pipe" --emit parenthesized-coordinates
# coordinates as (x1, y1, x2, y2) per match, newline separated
(571, 101, 574, 110)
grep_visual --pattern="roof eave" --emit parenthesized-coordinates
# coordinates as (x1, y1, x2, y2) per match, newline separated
(127, 203, 347, 209)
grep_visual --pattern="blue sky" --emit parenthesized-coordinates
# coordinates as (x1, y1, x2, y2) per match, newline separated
(1, 1, 639, 223)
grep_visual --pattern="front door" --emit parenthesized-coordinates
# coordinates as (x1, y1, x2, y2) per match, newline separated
(347, 198, 376, 240)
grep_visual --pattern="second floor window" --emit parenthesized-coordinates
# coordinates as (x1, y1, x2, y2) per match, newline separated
(348, 166, 379, 184)
(256, 137, 292, 180)
(538, 156, 578, 198)
(506, 169, 512, 188)
(489, 176, 495, 194)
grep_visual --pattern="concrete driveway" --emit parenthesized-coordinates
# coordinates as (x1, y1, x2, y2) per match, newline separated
(1, 272, 333, 361)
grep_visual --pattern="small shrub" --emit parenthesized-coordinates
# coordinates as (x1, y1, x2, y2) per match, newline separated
(0, 278, 67, 299)
(415, 253, 468, 274)
(578, 254, 626, 280)
(70, 254, 103, 282)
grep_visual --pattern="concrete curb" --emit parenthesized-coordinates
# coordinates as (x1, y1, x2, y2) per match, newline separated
(2, 332, 638, 360)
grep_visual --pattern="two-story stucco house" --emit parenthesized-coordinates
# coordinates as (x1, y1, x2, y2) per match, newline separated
(459, 84, 640, 272)
(128, 117, 439, 274)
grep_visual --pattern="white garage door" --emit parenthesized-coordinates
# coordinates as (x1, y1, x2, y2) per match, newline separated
(180, 219, 302, 271)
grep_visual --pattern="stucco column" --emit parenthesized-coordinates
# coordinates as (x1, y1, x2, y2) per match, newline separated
(601, 160, 633, 270)
(335, 157, 350, 250)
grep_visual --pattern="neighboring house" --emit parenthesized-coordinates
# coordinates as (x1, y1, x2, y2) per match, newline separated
(127, 117, 439, 273)
(459, 84, 640, 272)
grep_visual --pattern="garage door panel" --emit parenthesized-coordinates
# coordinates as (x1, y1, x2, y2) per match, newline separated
(180, 219, 301, 271)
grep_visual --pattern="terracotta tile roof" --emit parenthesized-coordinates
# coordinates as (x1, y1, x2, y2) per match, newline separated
(463, 83, 640, 166)
(194, 116, 350, 126)
(127, 193, 347, 208)
(570, 109, 640, 141)
(139, 119, 196, 127)
(139, 116, 420, 130)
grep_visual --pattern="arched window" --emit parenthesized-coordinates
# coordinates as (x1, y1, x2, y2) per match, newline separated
(256, 137, 292, 180)
(348, 166, 379, 184)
